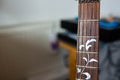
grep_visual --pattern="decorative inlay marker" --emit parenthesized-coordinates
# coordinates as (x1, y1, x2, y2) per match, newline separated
(77, 38, 98, 80)
(79, 39, 96, 51)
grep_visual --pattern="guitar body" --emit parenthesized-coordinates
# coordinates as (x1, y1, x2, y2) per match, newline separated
(76, 0, 100, 80)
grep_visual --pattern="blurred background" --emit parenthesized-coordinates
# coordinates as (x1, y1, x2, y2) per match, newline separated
(0, 0, 120, 80)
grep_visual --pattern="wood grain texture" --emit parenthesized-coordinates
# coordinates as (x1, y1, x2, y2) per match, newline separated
(76, 2, 100, 80)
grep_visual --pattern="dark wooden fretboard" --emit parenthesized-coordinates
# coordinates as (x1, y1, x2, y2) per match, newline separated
(76, 0, 100, 80)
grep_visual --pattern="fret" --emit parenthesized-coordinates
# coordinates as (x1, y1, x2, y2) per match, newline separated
(77, 36, 99, 38)
(76, 79, 84, 80)
(76, 65, 98, 69)
(76, 51, 98, 54)
(79, 19, 99, 22)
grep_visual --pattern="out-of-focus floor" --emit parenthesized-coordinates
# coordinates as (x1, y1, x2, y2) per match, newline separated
(0, 22, 68, 80)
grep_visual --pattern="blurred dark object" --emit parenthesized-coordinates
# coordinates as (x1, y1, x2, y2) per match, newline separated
(100, 15, 120, 42)
(58, 33, 76, 46)
(59, 18, 120, 43)
(58, 17, 120, 80)
(99, 41, 120, 80)
(61, 19, 77, 34)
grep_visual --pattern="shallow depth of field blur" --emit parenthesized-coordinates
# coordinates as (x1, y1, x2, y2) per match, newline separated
(0, 0, 120, 80)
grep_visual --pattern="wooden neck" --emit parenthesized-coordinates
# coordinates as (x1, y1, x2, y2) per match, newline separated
(76, 1, 100, 80)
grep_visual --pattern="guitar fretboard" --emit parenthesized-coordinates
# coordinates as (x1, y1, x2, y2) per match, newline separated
(76, 1, 100, 80)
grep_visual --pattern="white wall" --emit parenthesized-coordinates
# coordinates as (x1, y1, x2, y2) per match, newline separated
(0, 0, 78, 25)
(0, 0, 120, 25)
(101, 0, 120, 17)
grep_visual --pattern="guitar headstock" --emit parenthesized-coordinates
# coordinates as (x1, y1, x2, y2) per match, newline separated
(79, 0, 100, 3)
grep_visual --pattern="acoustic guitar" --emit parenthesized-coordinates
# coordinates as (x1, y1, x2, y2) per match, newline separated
(76, 0, 100, 80)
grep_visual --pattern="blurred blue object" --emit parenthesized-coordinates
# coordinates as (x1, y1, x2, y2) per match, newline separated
(100, 20, 119, 28)
(75, 16, 78, 21)
(75, 16, 119, 29)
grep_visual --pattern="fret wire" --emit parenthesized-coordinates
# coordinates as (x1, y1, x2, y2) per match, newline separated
(76, 79, 84, 80)
(76, 79, 85, 80)
(95, 2, 98, 70)
(76, 65, 98, 69)
(93, 3, 95, 69)
(77, 36, 99, 38)
(79, 19, 99, 22)
(76, 51, 98, 54)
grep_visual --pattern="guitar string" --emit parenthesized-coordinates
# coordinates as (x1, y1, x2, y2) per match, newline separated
(92, 2, 94, 71)
(77, 3, 81, 78)
(95, 3, 100, 72)
(78, 3, 80, 79)
(96, 2, 98, 71)
(80, 2, 87, 78)
(95, 2, 98, 72)
(85, 2, 87, 69)
(80, 2, 84, 79)
(89, 2, 93, 76)
(77, 2, 82, 79)
(92, 2, 94, 72)
(93, 2, 96, 74)
(80, 3, 84, 79)
(94, 2, 99, 76)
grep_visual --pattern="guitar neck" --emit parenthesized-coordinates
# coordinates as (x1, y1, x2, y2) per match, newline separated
(76, 0, 100, 80)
